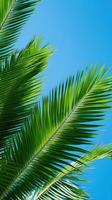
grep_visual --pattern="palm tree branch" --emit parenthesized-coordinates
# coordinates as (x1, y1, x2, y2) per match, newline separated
(0, 0, 41, 60)
(0, 1, 15, 28)
(0, 38, 51, 148)
(0, 66, 112, 199)
(36, 145, 112, 199)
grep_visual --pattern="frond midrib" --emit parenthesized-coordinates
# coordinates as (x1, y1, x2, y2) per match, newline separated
(0, 79, 102, 199)
(0, 0, 16, 32)
(37, 146, 112, 199)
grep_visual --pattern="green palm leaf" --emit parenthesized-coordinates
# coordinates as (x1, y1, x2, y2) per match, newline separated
(36, 145, 112, 200)
(0, 0, 14, 25)
(0, 38, 51, 147)
(0, 0, 41, 60)
(0, 66, 111, 199)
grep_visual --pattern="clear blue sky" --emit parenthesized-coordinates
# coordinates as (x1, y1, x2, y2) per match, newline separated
(16, 0, 112, 199)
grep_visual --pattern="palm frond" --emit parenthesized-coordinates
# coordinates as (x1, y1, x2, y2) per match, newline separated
(36, 180, 87, 200)
(0, 0, 14, 25)
(0, 66, 112, 199)
(0, 38, 51, 147)
(36, 145, 112, 200)
(0, 0, 41, 60)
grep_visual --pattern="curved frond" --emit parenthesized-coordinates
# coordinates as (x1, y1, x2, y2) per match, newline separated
(0, 0, 14, 25)
(0, 38, 51, 147)
(36, 145, 112, 200)
(0, 0, 41, 60)
(0, 66, 112, 199)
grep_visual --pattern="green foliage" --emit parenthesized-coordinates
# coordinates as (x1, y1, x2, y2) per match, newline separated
(36, 145, 112, 200)
(0, 0, 41, 60)
(0, 66, 112, 199)
(0, 0, 14, 24)
(0, 0, 112, 200)
(0, 38, 51, 148)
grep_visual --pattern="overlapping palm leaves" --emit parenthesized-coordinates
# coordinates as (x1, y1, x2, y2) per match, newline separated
(0, 38, 51, 149)
(35, 145, 112, 200)
(0, 0, 41, 60)
(0, 0, 112, 200)
(1, 65, 112, 199)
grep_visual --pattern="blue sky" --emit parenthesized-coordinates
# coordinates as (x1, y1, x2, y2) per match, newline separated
(16, 0, 112, 199)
